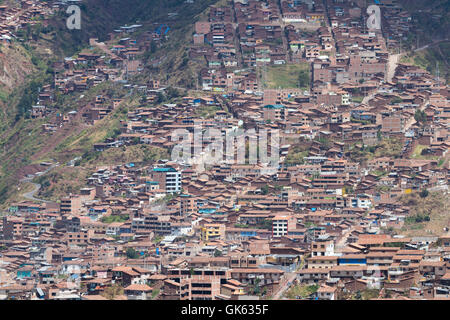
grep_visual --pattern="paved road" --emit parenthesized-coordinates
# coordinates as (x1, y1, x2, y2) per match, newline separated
(21, 182, 49, 203)
(19, 163, 59, 203)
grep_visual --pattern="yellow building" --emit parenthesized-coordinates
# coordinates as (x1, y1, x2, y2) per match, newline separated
(200, 223, 225, 241)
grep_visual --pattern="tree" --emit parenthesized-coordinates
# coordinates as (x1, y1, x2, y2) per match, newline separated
(252, 278, 261, 295)
(166, 86, 181, 100)
(150, 41, 157, 54)
(260, 219, 273, 231)
(414, 109, 427, 125)
(102, 284, 124, 299)
(155, 92, 165, 104)
(419, 189, 429, 198)
(126, 248, 140, 259)
(261, 184, 269, 195)
(298, 70, 309, 88)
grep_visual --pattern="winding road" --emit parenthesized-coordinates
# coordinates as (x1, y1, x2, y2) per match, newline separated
(19, 163, 59, 203)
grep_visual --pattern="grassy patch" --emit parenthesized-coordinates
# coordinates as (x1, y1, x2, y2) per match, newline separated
(352, 96, 364, 103)
(33, 166, 89, 201)
(410, 144, 441, 160)
(194, 104, 221, 118)
(400, 41, 450, 84)
(284, 145, 309, 165)
(264, 63, 310, 89)
(101, 215, 129, 224)
(284, 284, 319, 300)
(400, 191, 450, 236)
(348, 138, 403, 163)
(83, 144, 169, 167)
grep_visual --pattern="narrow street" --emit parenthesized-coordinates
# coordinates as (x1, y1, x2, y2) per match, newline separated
(335, 226, 355, 251)
(272, 272, 297, 300)
(275, 0, 291, 64)
(361, 52, 401, 105)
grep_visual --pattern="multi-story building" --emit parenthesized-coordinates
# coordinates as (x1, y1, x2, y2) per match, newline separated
(311, 239, 335, 257)
(272, 215, 296, 238)
(200, 223, 225, 241)
(151, 167, 182, 194)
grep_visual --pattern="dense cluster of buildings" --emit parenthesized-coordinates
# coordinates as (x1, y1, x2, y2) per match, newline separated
(0, 0, 449, 300)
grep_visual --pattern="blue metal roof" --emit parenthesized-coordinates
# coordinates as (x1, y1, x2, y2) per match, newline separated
(152, 167, 176, 172)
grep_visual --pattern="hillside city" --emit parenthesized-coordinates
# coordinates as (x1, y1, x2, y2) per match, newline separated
(0, 0, 449, 301)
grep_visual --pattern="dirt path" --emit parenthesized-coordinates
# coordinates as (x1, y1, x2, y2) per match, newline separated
(272, 272, 297, 300)
(414, 38, 449, 53)
(386, 53, 401, 83)
(335, 226, 355, 252)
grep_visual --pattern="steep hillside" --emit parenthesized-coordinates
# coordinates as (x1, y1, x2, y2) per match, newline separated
(0, 0, 219, 206)
(400, 42, 449, 84)
(399, 0, 449, 44)
(397, 0, 449, 83)
(36, 0, 218, 56)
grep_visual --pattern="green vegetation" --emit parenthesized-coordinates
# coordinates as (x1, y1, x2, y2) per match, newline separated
(414, 109, 427, 125)
(348, 138, 403, 163)
(152, 235, 163, 244)
(401, 42, 450, 84)
(102, 284, 124, 300)
(405, 213, 430, 224)
(352, 96, 364, 104)
(399, 0, 449, 52)
(261, 184, 269, 195)
(353, 289, 380, 300)
(400, 191, 450, 236)
(126, 248, 141, 259)
(151, 289, 160, 299)
(410, 144, 440, 160)
(419, 189, 429, 198)
(264, 63, 310, 89)
(33, 167, 89, 201)
(82, 144, 169, 167)
(370, 170, 387, 177)
(391, 97, 404, 104)
(285, 144, 309, 165)
(284, 284, 319, 299)
(255, 219, 273, 231)
(315, 136, 331, 149)
(194, 104, 221, 118)
(101, 215, 129, 224)
(411, 144, 427, 158)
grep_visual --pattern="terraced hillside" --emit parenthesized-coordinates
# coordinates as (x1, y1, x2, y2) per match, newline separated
(0, 0, 220, 206)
